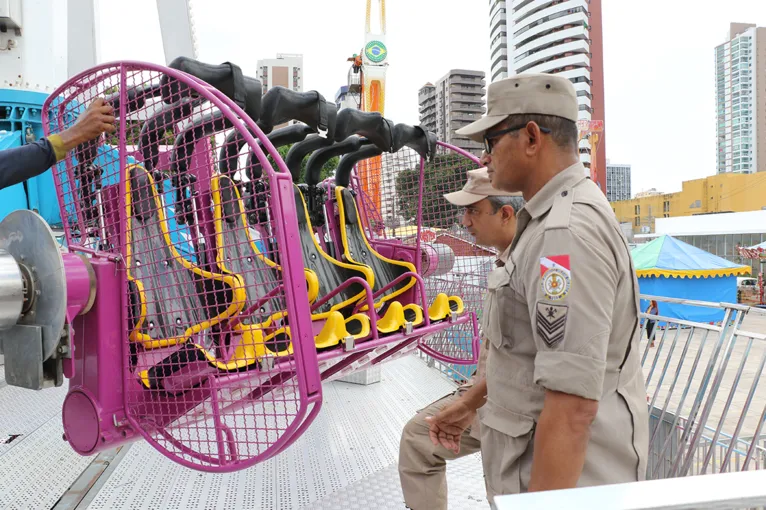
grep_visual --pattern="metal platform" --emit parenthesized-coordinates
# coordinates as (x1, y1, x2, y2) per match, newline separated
(0, 356, 487, 509)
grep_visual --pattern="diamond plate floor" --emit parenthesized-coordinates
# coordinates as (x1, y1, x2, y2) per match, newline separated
(0, 356, 486, 509)
(311, 454, 487, 510)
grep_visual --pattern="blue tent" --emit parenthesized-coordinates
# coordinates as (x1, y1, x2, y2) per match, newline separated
(632, 235, 750, 323)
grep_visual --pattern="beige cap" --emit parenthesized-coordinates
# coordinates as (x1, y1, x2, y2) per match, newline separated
(444, 168, 521, 207)
(456, 73, 579, 142)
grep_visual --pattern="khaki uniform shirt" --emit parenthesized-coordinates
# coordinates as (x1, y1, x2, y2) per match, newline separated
(479, 162, 649, 491)
(460, 247, 509, 440)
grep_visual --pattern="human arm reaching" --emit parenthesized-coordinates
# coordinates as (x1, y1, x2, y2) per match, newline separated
(0, 98, 115, 190)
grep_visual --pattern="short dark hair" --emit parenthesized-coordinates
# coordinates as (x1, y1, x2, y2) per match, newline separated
(486, 195, 525, 214)
(504, 114, 579, 151)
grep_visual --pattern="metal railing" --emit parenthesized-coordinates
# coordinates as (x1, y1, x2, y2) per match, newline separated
(641, 295, 766, 479)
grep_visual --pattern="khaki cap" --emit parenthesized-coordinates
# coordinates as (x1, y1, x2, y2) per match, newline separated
(456, 73, 579, 142)
(444, 168, 521, 207)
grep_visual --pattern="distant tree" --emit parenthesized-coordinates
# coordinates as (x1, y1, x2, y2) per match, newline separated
(395, 154, 469, 229)
(265, 143, 338, 185)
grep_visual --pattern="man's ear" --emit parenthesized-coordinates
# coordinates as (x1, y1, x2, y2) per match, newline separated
(525, 121, 542, 156)
(501, 205, 515, 223)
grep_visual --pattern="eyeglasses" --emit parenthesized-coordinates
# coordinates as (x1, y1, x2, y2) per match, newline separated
(483, 123, 552, 154)
(461, 204, 499, 217)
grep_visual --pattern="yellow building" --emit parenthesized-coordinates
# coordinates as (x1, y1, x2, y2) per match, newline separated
(612, 172, 766, 234)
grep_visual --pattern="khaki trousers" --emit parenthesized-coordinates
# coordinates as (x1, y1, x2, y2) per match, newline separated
(398, 391, 482, 510)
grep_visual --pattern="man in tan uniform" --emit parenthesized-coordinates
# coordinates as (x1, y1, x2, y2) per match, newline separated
(398, 168, 524, 510)
(426, 74, 649, 501)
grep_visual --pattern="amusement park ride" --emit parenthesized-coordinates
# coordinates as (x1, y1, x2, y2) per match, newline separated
(0, 0, 481, 472)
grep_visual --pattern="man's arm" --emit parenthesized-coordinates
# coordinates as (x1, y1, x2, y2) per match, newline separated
(0, 139, 58, 190)
(458, 377, 487, 412)
(0, 98, 115, 191)
(524, 225, 618, 490)
(527, 390, 599, 492)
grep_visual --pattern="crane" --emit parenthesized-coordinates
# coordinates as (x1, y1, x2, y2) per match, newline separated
(577, 119, 604, 188)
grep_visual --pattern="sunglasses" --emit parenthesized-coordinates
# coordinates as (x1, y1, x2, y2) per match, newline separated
(483, 123, 552, 154)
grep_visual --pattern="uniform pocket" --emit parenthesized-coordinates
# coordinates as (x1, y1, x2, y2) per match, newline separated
(480, 400, 535, 438)
(486, 266, 512, 348)
(480, 402, 536, 499)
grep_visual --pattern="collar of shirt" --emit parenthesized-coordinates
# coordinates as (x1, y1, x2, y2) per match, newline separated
(496, 244, 512, 267)
(522, 161, 587, 220)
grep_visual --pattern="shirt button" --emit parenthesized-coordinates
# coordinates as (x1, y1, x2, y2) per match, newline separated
(561, 191, 568, 197)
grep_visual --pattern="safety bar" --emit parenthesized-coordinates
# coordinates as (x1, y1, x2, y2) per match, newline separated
(492, 469, 766, 510)
(351, 270, 433, 327)
(309, 276, 378, 332)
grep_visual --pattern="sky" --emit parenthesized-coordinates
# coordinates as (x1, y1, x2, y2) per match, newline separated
(97, 0, 766, 196)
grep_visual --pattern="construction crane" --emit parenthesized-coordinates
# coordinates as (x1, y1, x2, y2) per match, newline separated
(345, 0, 388, 214)
(577, 119, 604, 188)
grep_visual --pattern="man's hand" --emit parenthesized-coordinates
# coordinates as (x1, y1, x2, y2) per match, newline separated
(58, 98, 116, 152)
(424, 399, 476, 454)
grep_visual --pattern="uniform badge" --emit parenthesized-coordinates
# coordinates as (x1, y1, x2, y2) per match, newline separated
(536, 302, 568, 348)
(540, 255, 571, 301)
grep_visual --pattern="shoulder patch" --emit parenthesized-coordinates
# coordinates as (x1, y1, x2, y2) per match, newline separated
(540, 255, 571, 301)
(536, 302, 568, 348)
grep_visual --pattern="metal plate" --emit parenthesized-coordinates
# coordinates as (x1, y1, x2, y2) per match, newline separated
(0, 210, 66, 361)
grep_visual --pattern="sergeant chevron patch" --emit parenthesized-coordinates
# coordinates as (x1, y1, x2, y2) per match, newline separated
(536, 302, 568, 348)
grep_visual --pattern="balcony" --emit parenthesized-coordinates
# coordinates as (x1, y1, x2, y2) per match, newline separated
(515, 39, 590, 72)
(450, 85, 486, 95)
(450, 103, 486, 114)
(419, 101, 437, 114)
(449, 76, 486, 87)
(524, 53, 590, 75)
(513, 12, 589, 49)
(451, 112, 483, 123)
(515, 0, 590, 35)
(514, 25, 587, 57)
(514, 0, 553, 22)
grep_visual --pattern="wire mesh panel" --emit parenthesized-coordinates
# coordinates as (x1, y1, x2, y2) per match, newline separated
(350, 142, 486, 368)
(43, 61, 320, 472)
(640, 296, 766, 479)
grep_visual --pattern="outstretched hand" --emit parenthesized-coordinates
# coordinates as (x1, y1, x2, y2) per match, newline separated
(59, 98, 116, 152)
(424, 399, 477, 454)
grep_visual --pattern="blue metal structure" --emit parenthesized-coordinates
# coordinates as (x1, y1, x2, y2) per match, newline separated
(0, 89, 61, 225)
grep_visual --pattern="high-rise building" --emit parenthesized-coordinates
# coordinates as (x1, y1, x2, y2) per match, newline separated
(490, 0, 509, 82)
(256, 53, 303, 95)
(606, 160, 631, 202)
(498, 0, 607, 190)
(715, 23, 766, 174)
(418, 82, 437, 134)
(417, 70, 486, 156)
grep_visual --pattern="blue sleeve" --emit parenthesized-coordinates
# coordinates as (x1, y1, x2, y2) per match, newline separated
(0, 138, 57, 191)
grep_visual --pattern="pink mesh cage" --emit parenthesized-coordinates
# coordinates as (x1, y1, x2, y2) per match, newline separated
(348, 143, 488, 370)
(44, 61, 321, 471)
(40, 59, 483, 472)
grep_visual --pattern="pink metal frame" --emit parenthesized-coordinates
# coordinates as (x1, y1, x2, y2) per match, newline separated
(42, 60, 483, 473)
